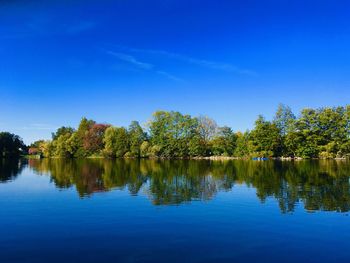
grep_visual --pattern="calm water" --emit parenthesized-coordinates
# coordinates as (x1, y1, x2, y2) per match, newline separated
(1, 159, 350, 263)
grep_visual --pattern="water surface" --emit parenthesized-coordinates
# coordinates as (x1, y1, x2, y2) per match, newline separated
(1, 159, 350, 262)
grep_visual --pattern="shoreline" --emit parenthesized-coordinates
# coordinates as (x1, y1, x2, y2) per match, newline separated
(22, 155, 349, 161)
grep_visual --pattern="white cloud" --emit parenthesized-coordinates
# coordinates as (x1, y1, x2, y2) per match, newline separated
(156, 70, 184, 82)
(106, 50, 183, 82)
(115, 45, 257, 76)
(106, 51, 154, 69)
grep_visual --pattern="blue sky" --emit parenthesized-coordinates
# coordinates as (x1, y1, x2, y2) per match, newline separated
(1, 0, 350, 144)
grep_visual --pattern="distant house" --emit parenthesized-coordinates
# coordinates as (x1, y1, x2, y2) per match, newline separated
(28, 147, 39, 155)
(28, 147, 42, 158)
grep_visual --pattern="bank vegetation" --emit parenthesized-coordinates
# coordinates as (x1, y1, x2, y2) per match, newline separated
(2, 104, 350, 159)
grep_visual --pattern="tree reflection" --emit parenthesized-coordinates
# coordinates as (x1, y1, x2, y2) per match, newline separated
(27, 159, 350, 212)
(0, 158, 26, 182)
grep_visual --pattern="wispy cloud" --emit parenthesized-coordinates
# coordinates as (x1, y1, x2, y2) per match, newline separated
(115, 45, 257, 76)
(106, 50, 183, 82)
(156, 70, 184, 82)
(106, 51, 154, 70)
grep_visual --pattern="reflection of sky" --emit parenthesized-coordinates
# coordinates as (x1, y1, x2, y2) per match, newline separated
(0, 168, 54, 193)
(1, 165, 350, 262)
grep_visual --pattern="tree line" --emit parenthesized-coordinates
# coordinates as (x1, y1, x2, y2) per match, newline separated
(2, 104, 350, 159)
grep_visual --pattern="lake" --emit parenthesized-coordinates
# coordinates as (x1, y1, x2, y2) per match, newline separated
(1, 159, 350, 262)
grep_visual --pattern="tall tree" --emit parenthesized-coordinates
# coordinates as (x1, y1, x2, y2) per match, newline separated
(103, 126, 118, 157)
(197, 116, 218, 142)
(234, 131, 251, 157)
(83, 124, 110, 154)
(211, 126, 237, 156)
(292, 108, 320, 158)
(273, 104, 296, 136)
(273, 104, 296, 156)
(128, 121, 147, 157)
(250, 115, 282, 157)
(52, 130, 75, 158)
(103, 126, 129, 157)
(76, 117, 96, 157)
(149, 111, 199, 157)
(52, 126, 75, 140)
(0, 132, 26, 157)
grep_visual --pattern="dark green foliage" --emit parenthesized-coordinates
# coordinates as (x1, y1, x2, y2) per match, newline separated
(249, 115, 282, 157)
(285, 107, 350, 158)
(0, 132, 26, 157)
(188, 134, 207, 157)
(211, 127, 237, 156)
(114, 127, 129, 157)
(234, 132, 251, 157)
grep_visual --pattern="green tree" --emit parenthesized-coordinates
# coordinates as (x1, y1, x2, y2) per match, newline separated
(197, 115, 218, 155)
(53, 130, 75, 158)
(103, 126, 118, 157)
(50, 126, 76, 157)
(273, 104, 296, 156)
(273, 104, 296, 136)
(140, 141, 151, 158)
(317, 107, 348, 158)
(293, 108, 320, 158)
(149, 111, 199, 157)
(234, 131, 252, 157)
(188, 134, 207, 157)
(114, 127, 129, 157)
(211, 126, 237, 156)
(40, 140, 53, 158)
(128, 121, 147, 157)
(342, 105, 350, 157)
(52, 126, 75, 140)
(250, 115, 282, 157)
(103, 126, 129, 157)
(66, 133, 80, 157)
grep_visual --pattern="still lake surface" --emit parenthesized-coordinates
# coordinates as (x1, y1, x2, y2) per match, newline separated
(1, 159, 350, 262)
